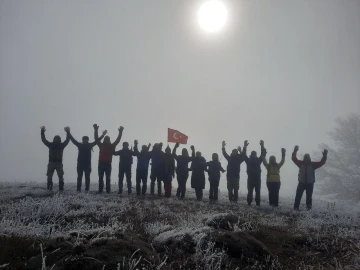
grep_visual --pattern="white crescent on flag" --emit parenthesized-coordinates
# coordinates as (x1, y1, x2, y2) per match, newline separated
(173, 132, 179, 140)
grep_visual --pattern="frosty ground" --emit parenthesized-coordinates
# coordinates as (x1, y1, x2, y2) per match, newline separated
(0, 182, 359, 270)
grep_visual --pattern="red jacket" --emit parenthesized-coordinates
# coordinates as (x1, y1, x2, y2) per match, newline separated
(292, 152, 327, 183)
(95, 130, 122, 163)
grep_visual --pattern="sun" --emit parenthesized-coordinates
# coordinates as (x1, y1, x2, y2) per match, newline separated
(198, 0, 228, 33)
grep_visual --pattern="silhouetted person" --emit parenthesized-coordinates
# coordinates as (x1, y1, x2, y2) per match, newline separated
(222, 140, 248, 202)
(263, 148, 286, 207)
(172, 143, 193, 199)
(160, 146, 175, 198)
(113, 142, 136, 194)
(133, 140, 152, 196)
(94, 124, 123, 193)
(292, 146, 328, 210)
(190, 146, 206, 201)
(206, 153, 226, 201)
(244, 140, 267, 206)
(69, 127, 106, 192)
(150, 143, 164, 196)
(40, 126, 70, 191)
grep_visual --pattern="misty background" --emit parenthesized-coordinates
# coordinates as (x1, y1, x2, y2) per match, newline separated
(0, 0, 359, 197)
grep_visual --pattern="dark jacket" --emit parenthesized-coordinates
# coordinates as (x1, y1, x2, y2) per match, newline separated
(70, 134, 104, 167)
(206, 161, 225, 180)
(244, 147, 266, 179)
(159, 153, 175, 182)
(133, 145, 152, 171)
(150, 149, 164, 173)
(222, 147, 247, 179)
(172, 148, 192, 176)
(41, 131, 70, 163)
(113, 149, 135, 171)
(190, 156, 207, 189)
(292, 152, 327, 184)
(95, 130, 122, 164)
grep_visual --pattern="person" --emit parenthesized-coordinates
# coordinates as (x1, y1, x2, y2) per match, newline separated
(40, 126, 70, 191)
(244, 140, 267, 206)
(190, 146, 206, 201)
(159, 146, 175, 198)
(150, 143, 164, 196)
(222, 140, 248, 202)
(263, 148, 286, 207)
(205, 153, 226, 201)
(172, 143, 193, 199)
(69, 127, 106, 192)
(292, 145, 328, 210)
(94, 124, 123, 194)
(113, 142, 136, 194)
(133, 140, 152, 196)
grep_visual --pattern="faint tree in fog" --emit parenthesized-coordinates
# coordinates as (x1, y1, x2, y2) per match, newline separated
(317, 114, 360, 201)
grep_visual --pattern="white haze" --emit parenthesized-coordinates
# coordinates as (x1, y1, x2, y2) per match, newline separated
(0, 0, 359, 197)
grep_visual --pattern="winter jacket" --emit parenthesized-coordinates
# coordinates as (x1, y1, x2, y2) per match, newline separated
(244, 147, 266, 179)
(292, 152, 327, 184)
(222, 147, 247, 178)
(206, 161, 225, 180)
(190, 156, 207, 189)
(172, 147, 193, 176)
(263, 156, 285, 182)
(113, 149, 135, 171)
(95, 130, 122, 164)
(133, 146, 152, 171)
(41, 131, 70, 163)
(159, 153, 175, 180)
(150, 149, 164, 173)
(70, 134, 104, 167)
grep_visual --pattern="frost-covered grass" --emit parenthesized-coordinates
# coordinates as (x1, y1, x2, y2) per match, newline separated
(0, 181, 360, 269)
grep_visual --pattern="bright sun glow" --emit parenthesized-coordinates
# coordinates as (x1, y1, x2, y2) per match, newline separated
(198, 0, 228, 33)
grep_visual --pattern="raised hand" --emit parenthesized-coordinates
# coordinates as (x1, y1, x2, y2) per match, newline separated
(244, 140, 249, 147)
(237, 146, 242, 153)
(222, 141, 226, 148)
(40, 126, 46, 132)
(294, 145, 299, 152)
(134, 140, 138, 145)
(64, 126, 70, 133)
(102, 130, 107, 136)
(260, 140, 264, 146)
(175, 142, 180, 148)
(119, 126, 124, 132)
(93, 124, 99, 130)
(281, 148, 286, 154)
(323, 149, 328, 156)
(190, 145, 195, 151)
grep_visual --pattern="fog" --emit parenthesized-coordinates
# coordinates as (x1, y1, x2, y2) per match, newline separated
(0, 0, 359, 197)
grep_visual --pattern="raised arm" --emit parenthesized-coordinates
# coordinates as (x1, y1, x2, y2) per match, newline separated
(263, 157, 269, 169)
(222, 141, 230, 161)
(258, 140, 266, 162)
(112, 126, 124, 147)
(278, 148, 286, 168)
(40, 126, 51, 147)
(312, 149, 328, 170)
(292, 146, 302, 167)
(133, 140, 140, 156)
(90, 129, 106, 147)
(69, 132, 81, 148)
(220, 164, 226, 173)
(190, 145, 195, 158)
(62, 127, 71, 148)
(172, 143, 180, 160)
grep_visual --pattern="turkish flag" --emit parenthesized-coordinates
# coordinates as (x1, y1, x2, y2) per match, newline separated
(168, 128, 188, 144)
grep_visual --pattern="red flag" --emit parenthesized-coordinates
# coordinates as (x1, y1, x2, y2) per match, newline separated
(168, 128, 188, 144)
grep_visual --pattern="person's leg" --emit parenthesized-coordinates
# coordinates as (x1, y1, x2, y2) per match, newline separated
(227, 178, 233, 202)
(142, 171, 148, 195)
(176, 175, 181, 197)
(305, 183, 314, 210)
(294, 182, 306, 210)
(150, 170, 156, 195)
(126, 170, 132, 194)
(105, 164, 112, 193)
(274, 182, 281, 207)
(77, 166, 84, 192)
(118, 168, 125, 194)
(209, 180, 214, 200)
(181, 175, 188, 199)
(266, 182, 272, 205)
(233, 177, 240, 202)
(98, 163, 105, 193)
(136, 171, 141, 195)
(255, 179, 261, 206)
(157, 173, 162, 196)
(247, 179, 254, 205)
(214, 179, 220, 201)
(46, 163, 56, 191)
(55, 163, 65, 191)
(84, 167, 91, 192)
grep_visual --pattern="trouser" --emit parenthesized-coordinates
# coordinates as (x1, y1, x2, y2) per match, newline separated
(150, 170, 162, 195)
(247, 177, 261, 206)
(227, 177, 240, 202)
(267, 182, 281, 207)
(119, 168, 132, 194)
(77, 164, 91, 192)
(136, 170, 148, 195)
(176, 174, 188, 199)
(195, 188, 203, 201)
(98, 162, 112, 193)
(164, 181, 172, 198)
(294, 182, 314, 210)
(46, 162, 64, 191)
(209, 178, 220, 201)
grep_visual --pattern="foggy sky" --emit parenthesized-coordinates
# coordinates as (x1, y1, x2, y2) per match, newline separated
(1, 0, 359, 196)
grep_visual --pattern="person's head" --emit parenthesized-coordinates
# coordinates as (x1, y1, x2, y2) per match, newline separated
(82, 136, 89, 144)
(182, 148, 189, 157)
(231, 149, 238, 157)
(159, 143, 163, 151)
(303, 154, 311, 164)
(212, 153, 219, 162)
(103, 136, 111, 144)
(269, 155, 276, 165)
(153, 143, 159, 151)
(53, 135, 61, 143)
(165, 146, 171, 154)
(196, 151, 202, 158)
(123, 142, 129, 149)
(141, 145, 148, 153)
(250, 151, 257, 159)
